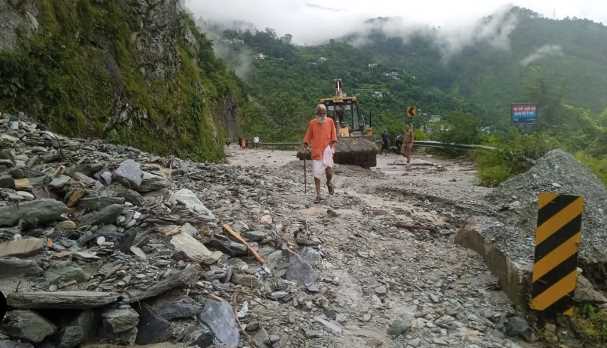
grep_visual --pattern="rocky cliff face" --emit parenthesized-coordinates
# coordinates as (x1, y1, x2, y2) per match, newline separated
(0, 0, 242, 161)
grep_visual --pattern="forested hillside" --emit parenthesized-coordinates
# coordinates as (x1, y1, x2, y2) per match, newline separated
(203, 7, 607, 137)
(0, 0, 246, 161)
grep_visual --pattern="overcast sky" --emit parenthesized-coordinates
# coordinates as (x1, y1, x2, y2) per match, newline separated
(186, 0, 607, 44)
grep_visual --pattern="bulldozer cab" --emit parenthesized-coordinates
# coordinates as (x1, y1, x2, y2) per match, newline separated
(320, 79, 373, 137)
(320, 97, 373, 137)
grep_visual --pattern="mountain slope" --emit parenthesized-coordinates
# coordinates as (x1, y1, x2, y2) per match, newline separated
(0, 0, 245, 161)
(203, 7, 607, 139)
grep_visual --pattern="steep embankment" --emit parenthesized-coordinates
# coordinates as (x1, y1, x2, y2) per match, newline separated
(0, 0, 244, 161)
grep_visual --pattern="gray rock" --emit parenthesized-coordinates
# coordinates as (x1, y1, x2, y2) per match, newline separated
(136, 305, 170, 345)
(184, 324, 213, 347)
(71, 172, 102, 190)
(137, 172, 169, 193)
(286, 253, 317, 288)
(101, 306, 139, 334)
(0, 175, 14, 189)
(242, 230, 267, 242)
(170, 230, 223, 265)
(375, 285, 388, 295)
(300, 247, 322, 265)
(575, 274, 607, 304)
(130, 246, 147, 261)
(56, 311, 96, 348)
(109, 185, 144, 206)
(231, 272, 258, 288)
(0, 239, 45, 258)
(172, 189, 216, 220)
(0, 310, 57, 343)
(97, 171, 113, 186)
(55, 220, 77, 232)
(44, 262, 89, 285)
(387, 317, 411, 337)
(253, 327, 271, 348)
(114, 159, 143, 187)
(206, 238, 248, 257)
(0, 340, 34, 348)
(198, 300, 239, 348)
(14, 192, 34, 201)
(0, 257, 43, 278)
(0, 199, 67, 227)
(314, 317, 343, 336)
(504, 316, 530, 340)
(49, 175, 71, 190)
(152, 296, 203, 320)
(77, 196, 125, 212)
(79, 204, 123, 226)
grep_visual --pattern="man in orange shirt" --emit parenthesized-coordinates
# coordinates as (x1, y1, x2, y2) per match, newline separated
(304, 104, 337, 203)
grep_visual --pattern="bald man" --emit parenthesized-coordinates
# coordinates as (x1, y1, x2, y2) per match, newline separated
(303, 104, 337, 203)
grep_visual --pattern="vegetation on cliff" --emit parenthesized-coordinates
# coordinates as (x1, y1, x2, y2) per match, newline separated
(0, 0, 245, 161)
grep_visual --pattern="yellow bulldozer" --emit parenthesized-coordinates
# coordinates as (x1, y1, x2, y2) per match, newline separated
(297, 79, 378, 168)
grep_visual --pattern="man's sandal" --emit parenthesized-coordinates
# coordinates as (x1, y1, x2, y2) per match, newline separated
(314, 196, 321, 204)
(327, 183, 335, 195)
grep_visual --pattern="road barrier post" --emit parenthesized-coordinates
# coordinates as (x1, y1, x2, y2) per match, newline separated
(530, 192, 584, 316)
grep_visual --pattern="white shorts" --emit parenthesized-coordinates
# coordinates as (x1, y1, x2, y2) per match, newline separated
(312, 160, 327, 179)
(312, 146, 334, 178)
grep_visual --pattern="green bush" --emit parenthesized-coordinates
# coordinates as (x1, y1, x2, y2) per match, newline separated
(474, 130, 559, 186)
(573, 304, 607, 345)
(576, 152, 607, 185)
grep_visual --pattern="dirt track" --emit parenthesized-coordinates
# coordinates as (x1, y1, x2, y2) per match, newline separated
(226, 146, 537, 348)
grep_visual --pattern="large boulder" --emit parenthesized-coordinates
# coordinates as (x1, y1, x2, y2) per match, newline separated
(198, 300, 239, 348)
(0, 199, 67, 227)
(0, 310, 56, 343)
(171, 189, 216, 220)
(113, 159, 144, 187)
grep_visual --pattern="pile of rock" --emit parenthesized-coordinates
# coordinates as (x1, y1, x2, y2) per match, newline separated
(0, 113, 318, 347)
(456, 149, 607, 309)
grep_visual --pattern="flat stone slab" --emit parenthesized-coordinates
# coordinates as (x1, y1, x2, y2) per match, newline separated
(170, 230, 222, 265)
(7, 291, 120, 309)
(0, 238, 45, 258)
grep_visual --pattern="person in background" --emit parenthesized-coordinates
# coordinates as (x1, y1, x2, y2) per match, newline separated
(402, 124, 415, 164)
(253, 136, 260, 148)
(381, 130, 390, 155)
(303, 104, 337, 203)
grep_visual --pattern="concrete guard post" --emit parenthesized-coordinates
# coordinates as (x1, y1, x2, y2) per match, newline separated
(530, 193, 584, 317)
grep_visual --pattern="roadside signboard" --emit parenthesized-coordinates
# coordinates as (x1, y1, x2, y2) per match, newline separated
(406, 106, 417, 118)
(512, 103, 537, 124)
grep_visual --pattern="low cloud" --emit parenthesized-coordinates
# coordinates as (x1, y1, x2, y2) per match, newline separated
(198, 19, 255, 80)
(520, 44, 564, 66)
(348, 5, 518, 61)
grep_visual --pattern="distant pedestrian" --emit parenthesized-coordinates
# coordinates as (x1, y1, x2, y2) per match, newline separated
(303, 104, 337, 203)
(381, 130, 390, 155)
(402, 125, 415, 164)
(253, 136, 260, 148)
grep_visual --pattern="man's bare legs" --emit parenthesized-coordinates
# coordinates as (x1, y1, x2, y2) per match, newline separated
(314, 177, 321, 203)
(325, 167, 334, 195)
(313, 168, 334, 203)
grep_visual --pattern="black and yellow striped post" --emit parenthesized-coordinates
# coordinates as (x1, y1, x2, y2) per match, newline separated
(530, 192, 584, 316)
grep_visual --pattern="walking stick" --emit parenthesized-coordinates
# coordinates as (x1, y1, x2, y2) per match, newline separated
(304, 153, 308, 194)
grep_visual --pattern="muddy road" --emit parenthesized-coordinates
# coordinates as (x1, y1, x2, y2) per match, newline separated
(225, 147, 536, 348)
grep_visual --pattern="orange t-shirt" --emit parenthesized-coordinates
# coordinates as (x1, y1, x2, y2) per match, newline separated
(303, 117, 337, 160)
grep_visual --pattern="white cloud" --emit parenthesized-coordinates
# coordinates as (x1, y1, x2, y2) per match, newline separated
(520, 45, 564, 66)
(186, 0, 607, 45)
